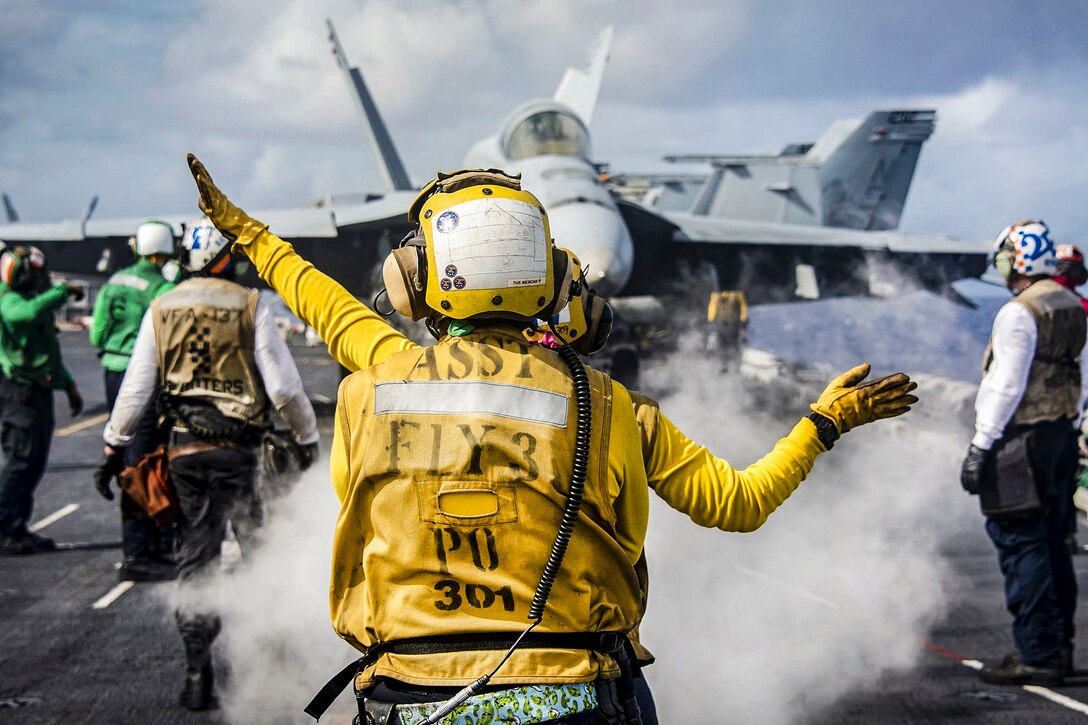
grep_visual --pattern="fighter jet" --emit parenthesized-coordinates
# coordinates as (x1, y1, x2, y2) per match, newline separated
(325, 21, 990, 305)
(0, 20, 988, 309)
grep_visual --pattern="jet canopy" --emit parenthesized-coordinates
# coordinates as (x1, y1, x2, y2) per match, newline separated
(502, 103, 591, 161)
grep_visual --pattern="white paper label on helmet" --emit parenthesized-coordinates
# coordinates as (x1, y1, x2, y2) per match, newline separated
(431, 197, 547, 290)
(509, 277, 543, 287)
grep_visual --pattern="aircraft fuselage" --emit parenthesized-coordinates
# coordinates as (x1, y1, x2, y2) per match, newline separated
(464, 100, 635, 297)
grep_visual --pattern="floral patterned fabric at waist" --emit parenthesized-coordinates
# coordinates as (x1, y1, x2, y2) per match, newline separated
(392, 682, 597, 725)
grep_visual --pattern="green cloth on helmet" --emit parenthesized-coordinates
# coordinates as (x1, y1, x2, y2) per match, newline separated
(447, 320, 476, 337)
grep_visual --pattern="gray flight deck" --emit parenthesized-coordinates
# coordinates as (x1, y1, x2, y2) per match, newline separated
(3, 331, 1088, 724)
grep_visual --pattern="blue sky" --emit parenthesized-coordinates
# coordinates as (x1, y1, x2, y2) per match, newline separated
(1, 0, 1086, 244)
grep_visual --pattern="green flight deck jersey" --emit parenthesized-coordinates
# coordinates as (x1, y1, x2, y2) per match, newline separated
(90, 259, 175, 372)
(0, 283, 73, 390)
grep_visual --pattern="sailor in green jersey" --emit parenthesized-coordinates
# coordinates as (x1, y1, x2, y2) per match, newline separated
(0, 244, 84, 555)
(90, 220, 179, 580)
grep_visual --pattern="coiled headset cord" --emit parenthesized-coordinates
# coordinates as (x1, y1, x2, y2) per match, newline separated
(529, 340, 591, 619)
(424, 333, 591, 724)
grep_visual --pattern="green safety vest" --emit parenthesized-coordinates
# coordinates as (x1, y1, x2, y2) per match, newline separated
(0, 283, 72, 389)
(90, 259, 175, 372)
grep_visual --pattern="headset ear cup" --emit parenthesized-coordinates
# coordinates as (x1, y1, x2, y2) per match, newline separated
(0, 250, 15, 288)
(383, 245, 429, 320)
(580, 293, 612, 355)
(542, 247, 572, 318)
(1, 246, 33, 291)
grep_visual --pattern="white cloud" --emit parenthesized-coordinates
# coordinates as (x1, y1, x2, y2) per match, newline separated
(1, 1, 1086, 243)
(904, 69, 1088, 240)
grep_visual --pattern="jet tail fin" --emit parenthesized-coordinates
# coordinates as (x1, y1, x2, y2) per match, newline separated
(809, 109, 936, 231)
(553, 26, 613, 126)
(2, 194, 18, 223)
(326, 18, 413, 193)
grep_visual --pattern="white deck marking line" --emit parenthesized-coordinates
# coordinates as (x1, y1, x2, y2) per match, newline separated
(952, 659, 1088, 715)
(735, 565, 840, 610)
(28, 503, 79, 532)
(941, 650, 1088, 714)
(1022, 685, 1088, 715)
(55, 412, 109, 437)
(733, 569, 1088, 717)
(92, 581, 134, 610)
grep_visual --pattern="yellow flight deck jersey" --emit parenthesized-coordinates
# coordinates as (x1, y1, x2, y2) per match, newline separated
(332, 328, 647, 686)
(236, 230, 826, 528)
(241, 227, 823, 682)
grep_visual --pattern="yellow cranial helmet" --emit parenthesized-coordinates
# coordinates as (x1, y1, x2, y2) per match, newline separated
(384, 169, 571, 322)
(524, 248, 613, 355)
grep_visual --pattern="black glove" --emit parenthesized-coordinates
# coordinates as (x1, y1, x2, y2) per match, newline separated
(296, 442, 319, 472)
(65, 381, 83, 418)
(64, 282, 86, 302)
(960, 444, 990, 495)
(94, 449, 126, 501)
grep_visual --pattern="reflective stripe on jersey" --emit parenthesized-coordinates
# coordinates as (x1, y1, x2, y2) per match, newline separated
(374, 380, 569, 428)
(106, 273, 151, 292)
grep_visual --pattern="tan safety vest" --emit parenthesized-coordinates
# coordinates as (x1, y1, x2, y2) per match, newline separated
(151, 277, 269, 426)
(331, 327, 643, 688)
(984, 278, 1086, 427)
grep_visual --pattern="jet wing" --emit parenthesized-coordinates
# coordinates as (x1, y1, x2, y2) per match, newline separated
(0, 219, 87, 242)
(614, 198, 990, 301)
(663, 210, 992, 256)
(0, 192, 419, 246)
(0, 208, 340, 244)
(331, 191, 417, 231)
(0, 191, 421, 288)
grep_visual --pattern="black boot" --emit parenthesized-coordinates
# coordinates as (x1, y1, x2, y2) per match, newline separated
(119, 557, 177, 582)
(177, 613, 221, 710)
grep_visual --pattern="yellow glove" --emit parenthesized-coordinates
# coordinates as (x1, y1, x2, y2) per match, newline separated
(186, 153, 268, 246)
(810, 362, 918, 434)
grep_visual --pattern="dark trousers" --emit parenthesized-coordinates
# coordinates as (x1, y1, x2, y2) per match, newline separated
(985, 424, 1078, 669)
(104, 369, 171, 559)
(170, 444, 259, 630)
(0, 379, 54, 537)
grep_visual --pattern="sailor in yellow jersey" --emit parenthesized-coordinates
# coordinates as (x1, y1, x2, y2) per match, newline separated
(187, 155, 918, 725)
(187, 156, 916, 533)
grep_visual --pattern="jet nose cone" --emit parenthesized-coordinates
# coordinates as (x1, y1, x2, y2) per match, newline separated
(546, 204, 633, 298)
(577, 246, 628, 297)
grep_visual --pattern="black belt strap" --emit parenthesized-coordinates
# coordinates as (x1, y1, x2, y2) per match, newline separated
(1035, 353, 1077, 366)
(305, 654, 371, 720)
(304, 631, 626, 720)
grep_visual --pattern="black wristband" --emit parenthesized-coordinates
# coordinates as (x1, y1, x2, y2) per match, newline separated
(806, 412, 840, 450)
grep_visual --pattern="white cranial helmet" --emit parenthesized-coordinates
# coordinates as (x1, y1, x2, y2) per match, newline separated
(992, 220, 1058, 277)
(133, 220, 176, 257)
(181, 218, 231, 273)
